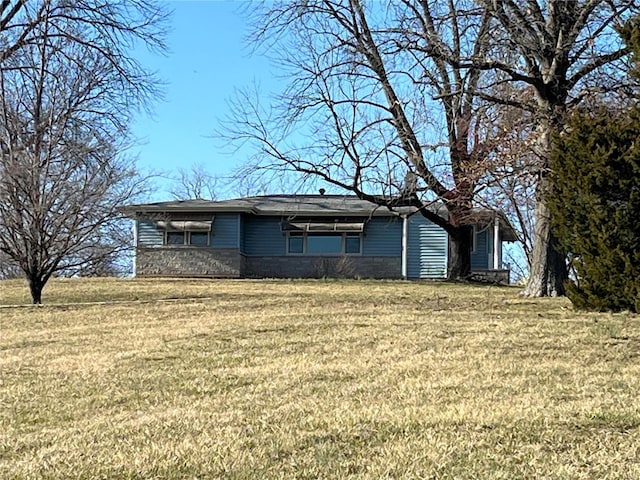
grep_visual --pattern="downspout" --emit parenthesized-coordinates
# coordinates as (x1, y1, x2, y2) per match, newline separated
(493, 214, 500, 270)
(402, 215, 408, 279)
(132, 219, 138, 278)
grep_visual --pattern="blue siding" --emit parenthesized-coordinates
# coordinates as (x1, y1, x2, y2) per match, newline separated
(212, 214, 240, 248)
(239, 214, 245, 252)
(243, 215, 402, 257)
(362, 217, 402, 256)
(243, 216, 286, 256)
(137, 219, 164, 247)
(407, 215, 448, 279)
(137, 215, 239, 248)
(471, 228, 490, 269)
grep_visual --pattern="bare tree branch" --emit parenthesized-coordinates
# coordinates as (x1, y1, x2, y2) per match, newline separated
(0, 0, 166, 303)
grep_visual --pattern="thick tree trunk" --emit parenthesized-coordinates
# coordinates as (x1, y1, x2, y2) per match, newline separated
(521, 188, 567, 297)
(28, 276, 44, 304)
(522, 101, 568, 297)
(447, 225, 473, 281)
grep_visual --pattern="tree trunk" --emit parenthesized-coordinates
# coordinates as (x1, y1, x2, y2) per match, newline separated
(447, 225, 473, 280)
(28, 276, 44, 304)
(521, 101, 569, 297)
(521, 188, 567, 297)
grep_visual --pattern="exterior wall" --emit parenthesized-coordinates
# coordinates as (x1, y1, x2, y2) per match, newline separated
(242, 215, 404, 257)
(471, 228, 494, 270)
(134, 212, 508, 281)
(406, 215, 448, 279)
(211, 214, 240, 248)
(362, 217, 403, 256)
(244, 255, 401, 279)
(136, 247, 242, 277)
(242, 216, 286, 256)
(136, 214, 239, 248)
(138, 219, 164, 247)
(241, 215, 402, 278)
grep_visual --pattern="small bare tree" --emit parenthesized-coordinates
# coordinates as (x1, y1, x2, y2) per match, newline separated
(170, 163, 218, 200)
(0, 1, 166, 303)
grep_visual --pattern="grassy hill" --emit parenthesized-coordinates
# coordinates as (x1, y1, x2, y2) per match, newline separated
(1, 278, 639, 479)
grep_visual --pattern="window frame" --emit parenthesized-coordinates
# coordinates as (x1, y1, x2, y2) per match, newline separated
(286, 231, 362, 256)
(188, 231, 210, 246)
(165, 230, 186, 246)
(164, 230, 210, 247)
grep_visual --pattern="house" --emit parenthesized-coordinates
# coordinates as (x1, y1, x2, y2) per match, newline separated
(121, 195, 517, 282)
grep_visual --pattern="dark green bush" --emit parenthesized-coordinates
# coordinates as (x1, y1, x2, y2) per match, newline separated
(549, 108, 640, 312)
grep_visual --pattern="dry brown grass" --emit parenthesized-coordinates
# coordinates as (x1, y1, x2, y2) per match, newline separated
(1, 278, 639, 479)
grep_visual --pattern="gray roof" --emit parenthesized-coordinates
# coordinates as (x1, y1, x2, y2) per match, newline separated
(121, 195, 411, 217)
(121, 194, 518, 241)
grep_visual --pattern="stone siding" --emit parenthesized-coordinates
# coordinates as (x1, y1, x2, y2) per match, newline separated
(137, 247, 242, 277)
(244, 255, 401, 279)
(469, 269, 510, 285)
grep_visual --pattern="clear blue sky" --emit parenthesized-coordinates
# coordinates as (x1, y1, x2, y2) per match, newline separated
(131, 1, 273, 201)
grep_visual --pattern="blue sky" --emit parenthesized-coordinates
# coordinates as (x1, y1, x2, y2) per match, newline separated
(131, 1, 273, 200)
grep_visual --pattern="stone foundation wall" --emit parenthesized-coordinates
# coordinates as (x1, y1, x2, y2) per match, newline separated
(244, 255, 401, 279)
(469, 269, 510, 285)
(136, 247, 242, 277)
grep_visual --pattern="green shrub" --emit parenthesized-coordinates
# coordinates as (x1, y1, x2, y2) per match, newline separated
(549, 108, 640, 312)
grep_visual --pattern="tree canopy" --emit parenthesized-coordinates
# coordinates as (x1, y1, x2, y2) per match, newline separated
(0, 0, 167, 303)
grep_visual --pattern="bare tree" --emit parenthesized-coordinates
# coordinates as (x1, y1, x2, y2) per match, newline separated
(473, 0, 639, 296)
(0, 1, 165, 303)
(170, 163, 218, 200)
(476, 90, 541, 265)
(0, 1, 166, 69)
(228, 0, 501, 279)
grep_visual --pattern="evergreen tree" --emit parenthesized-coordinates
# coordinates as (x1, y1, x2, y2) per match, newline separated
(549, 107, 640, 312)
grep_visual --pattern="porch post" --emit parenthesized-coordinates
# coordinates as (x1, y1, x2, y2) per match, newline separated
(493, 215, 500, 270)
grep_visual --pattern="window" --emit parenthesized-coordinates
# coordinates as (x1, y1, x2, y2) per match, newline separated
(189, 231, 209, 246)
(165, 231, 209, 246)
(158, 217, 213, 246)
(166, 231, 185, 245)
(307, 234, 343, 254)
(287, 232, 362, 255)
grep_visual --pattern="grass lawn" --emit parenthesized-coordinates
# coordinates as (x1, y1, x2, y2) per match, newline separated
(1, 278, 639, 479)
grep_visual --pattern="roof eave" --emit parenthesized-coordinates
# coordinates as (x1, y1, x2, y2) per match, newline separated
(118, 205, 258, 217)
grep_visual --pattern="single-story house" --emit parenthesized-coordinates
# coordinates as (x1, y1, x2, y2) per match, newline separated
(121, 194, 517, 282)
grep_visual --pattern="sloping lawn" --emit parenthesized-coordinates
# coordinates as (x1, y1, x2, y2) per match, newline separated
(1, 278, 639, 479)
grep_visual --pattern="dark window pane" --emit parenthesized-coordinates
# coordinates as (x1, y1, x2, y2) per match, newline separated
(189, 232, 209, 246)
(166, 231, 185, 245)
(288, 235, 303, 253)
(345, 234, 361, 254)
(307, 234, 342, 254)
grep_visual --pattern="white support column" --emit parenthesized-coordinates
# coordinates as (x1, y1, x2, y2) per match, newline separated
(493, 215, 500, 270)
(132, 220, 138, 278)
(401, 215, 408, 279)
